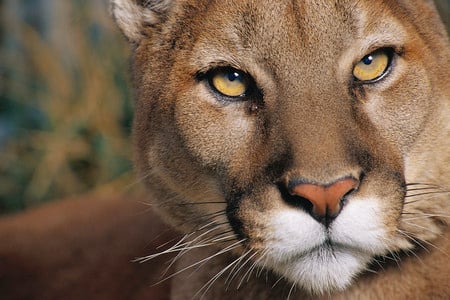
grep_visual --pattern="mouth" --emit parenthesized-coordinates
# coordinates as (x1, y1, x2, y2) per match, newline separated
(264, 225, 375, 268)
(261, 239, 374, 294)
(288, 239, 364, 260)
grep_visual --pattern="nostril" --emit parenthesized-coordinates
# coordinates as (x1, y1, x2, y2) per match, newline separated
(277, 182, 314, 214)
(284, 177, 359, 222)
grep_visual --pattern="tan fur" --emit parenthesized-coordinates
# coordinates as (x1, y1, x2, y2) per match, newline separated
(110, 0, 450, 298)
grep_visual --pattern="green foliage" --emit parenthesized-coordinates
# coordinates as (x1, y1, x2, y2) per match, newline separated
(0, 1, 134, 214)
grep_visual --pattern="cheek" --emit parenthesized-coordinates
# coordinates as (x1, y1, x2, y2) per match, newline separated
(174, 86, 255, 165)
(364, 66, 432, 153)
(175, 84, 264, 177)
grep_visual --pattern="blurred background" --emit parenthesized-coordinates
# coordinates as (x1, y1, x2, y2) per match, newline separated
(0, 0, 449, 215)
(0, 0, 134, 214)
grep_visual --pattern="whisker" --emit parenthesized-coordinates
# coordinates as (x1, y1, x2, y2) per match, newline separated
(405, 183, 444, 188)
(380, 249, 402, 268)
(405, 191, 449, 198)
(137, 240, 215, 263)
(256, 253, 267, 282)
(406, 190, 449, 196)
(238, 251, 264, 288)
(397, 227, 448, 257)
(225, 249, 253, 289)
(155, 236, 182, 250)
(165, 237, 238, 280)
(194, 249, 252, 299)
(255, 251, 268, 279)
(188, 235, 243, 277)
(406, 187, 446, 193)
(397, 229, 430, 254)
(404, 190, 450, 204)
(211, 234, 238, 243)
(370, 256, 386, 271)
(176, 201, 227, 206)
(403, 248, 425, 266)
(362, 262, 379, 274)
(180, 224, 229, 249)
(236, 251, 260, 289)
(136, 234, 192, 262)
(162, 226, 230, 272)
(245, 255, 264, 282)
(287, 282, 297, 300)
(402, 213, 450, 220)
(401, 221, 441, 237)
(390, 250, 402, 267)
(138, 223, 229, 264)
(272, 275, 285, 289)
(152, 239, 246, 286)
(197, 211, 228, 227)
(199, 221, 229, 231)
(166, 211, 226, 233)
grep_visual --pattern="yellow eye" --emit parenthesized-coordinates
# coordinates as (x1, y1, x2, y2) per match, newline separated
(211, 69, 248, 97)
(353, 49, 390, 82)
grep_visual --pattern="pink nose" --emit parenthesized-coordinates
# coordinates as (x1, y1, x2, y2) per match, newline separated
(290, 178, 359, 217)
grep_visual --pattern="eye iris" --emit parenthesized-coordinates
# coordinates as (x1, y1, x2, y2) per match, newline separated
(353, 50, 390, 82)
(212, 70, 247, 97)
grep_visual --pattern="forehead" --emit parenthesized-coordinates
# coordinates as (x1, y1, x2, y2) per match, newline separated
(172, 0, 407, 84)
(180, 0, 406, 66)
(195, 0, 361, 49)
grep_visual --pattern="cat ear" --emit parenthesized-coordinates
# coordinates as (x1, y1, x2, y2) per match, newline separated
(110, 0, 174, 42)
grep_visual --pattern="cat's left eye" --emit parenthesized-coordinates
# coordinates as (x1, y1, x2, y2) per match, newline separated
(208, 68, 250, 98)
(353, 49, 392, 82)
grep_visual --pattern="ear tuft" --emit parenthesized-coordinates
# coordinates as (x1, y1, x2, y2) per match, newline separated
(110, 0, 172, 42)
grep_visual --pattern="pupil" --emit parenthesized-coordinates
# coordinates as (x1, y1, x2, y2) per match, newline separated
(362, 55, 373, 65)
(228, 72, 239, 82)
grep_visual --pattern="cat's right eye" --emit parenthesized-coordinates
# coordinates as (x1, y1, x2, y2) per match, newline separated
(353, 49, 392, 82)
(208, 68, 250, 98)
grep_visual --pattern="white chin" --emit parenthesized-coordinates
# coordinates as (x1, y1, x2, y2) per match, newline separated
(260, 199, 387, 294)
(267, 247, 371, 294)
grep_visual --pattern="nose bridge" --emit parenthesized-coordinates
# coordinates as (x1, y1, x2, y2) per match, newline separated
(280, 82, 355, 178)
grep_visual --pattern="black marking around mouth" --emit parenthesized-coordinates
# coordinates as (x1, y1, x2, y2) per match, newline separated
(225, 190, 247, 242)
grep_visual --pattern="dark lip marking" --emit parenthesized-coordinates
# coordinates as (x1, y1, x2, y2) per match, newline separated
(225, 190, 248, 242)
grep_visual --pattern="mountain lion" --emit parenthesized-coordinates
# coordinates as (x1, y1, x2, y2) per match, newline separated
(112, 0, 450, 298)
